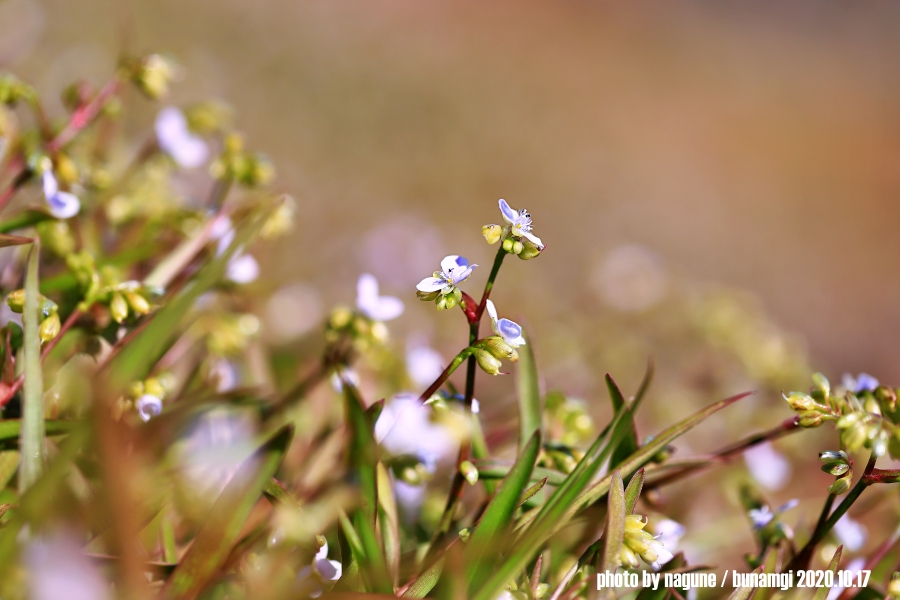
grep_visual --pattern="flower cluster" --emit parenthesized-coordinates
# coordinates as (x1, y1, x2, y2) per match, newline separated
(620, 514, 674, 571)
(326, 274, 403, 350)
(6, 290, 61, 343)
(416, 255, 477, 310)
(482, 199, 545, 259)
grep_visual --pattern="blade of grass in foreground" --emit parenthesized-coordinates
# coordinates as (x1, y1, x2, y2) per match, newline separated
(19, 241, 43, 493)
(516, 334, 541, 450)
(599, 471, 625, 578)
(162, 425, 294, 600)
(812, 545, 843, 600)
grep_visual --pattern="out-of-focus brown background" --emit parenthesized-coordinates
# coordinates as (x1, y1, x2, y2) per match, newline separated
(4, 0, 900, 569)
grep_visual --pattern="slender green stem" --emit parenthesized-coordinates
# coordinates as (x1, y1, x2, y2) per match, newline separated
(417, 347, 475, 403)
(788, 452, 877, 570)
(477, 247, 507, 319)
(19, 241, 44, 493)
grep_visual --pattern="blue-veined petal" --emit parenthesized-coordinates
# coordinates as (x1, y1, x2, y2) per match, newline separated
(416, 277, 446, 293)
(46, 190, 80, 219)
(498, 198, 518, 224)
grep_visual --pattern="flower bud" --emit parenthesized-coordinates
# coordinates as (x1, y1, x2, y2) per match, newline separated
(888, 573, 900, 597)
(459, 528, 471, 542)
(619, 544, 640, 569)
(110, 292, 129, 323)
(820, 461, 849, 476)
(842, 423, 868, 453)
(481, 336, 518, 361)
(37, 220, 76, 256)
(143, 377, 166, 399)
(836, 411, 861, 429)
(818, 450, 847, 462)
(185, 101, 233, 134)
(517, 238, 543, 260)
(124, 291, 151, 316)
(875, 385, 897, 411)
(798, 411, 824, 428)
(625, 514, 648, 531)
(511, 240, 524, 255)
(261, 195, 296, 239)
(482, 224, 502, 245)
(502, 238, 515, 253)
(5, 290, 25, 313)
(130, 54, 177, 99)
(474, 348, 503, 375)
(417, 289, 440, 302)
(534, 584, 549, 600)
(39, 312, 60, 342)
(460, 460, 478, 485)
(438, 294, 458, 311)
(784, 391, 816, 412)
(811, 372, 831, 397)
(828, 475, 852, 495)
(328, 307, 353, 329)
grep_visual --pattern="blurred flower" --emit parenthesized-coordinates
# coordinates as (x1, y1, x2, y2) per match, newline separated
(375, 394, 457, 470)
(41, 165, 80, 219)
(621, 514, 674, 571)
(176, 408, 256, 497)
(416, 255, 477, 295)
(497, 199, 543, 248)
(406, 338, 444, 390)
(155, 107, 209, 168)
(652, 519, 685, 554)
(212, 217, 259, 284)
(210, 358, 238, 392)
(833, 514, 867, 552)
(330, 366, 360, 393)
(842, 373, 879, 394)
(592, 244, 667, 312)
(297, 538, 342, 597)
(25, 531, 110, 600)
(744, 442, 791, 490)
(265, 282, 322, 343)
(748, 499, 798, 529)
(485, 299, 526, 347)
(356, 273, 403, 321)
(136, 394, 162, 422)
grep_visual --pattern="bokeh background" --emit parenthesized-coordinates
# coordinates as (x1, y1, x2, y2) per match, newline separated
(4, 0, 899, 573)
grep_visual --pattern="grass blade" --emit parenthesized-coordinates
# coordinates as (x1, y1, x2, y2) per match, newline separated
(19, 241, 43, 493)
(466, 431, 541, 590)
(376, 462, 400, 588)
(606, 375, 640, 469)
(162, 424, 294, 600)
(401, 556, 444, 598)
(516, 333, 541, 450)
(812, 545, 842, 600)
(624, 469, 644, 515)
(599, 471, 625, 577)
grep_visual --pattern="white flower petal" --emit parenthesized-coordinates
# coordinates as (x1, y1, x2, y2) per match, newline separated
(315, 540, 328, 561)
(519, 230, 544, 249)
(485, 299, 498, 322)
(42, 170, 59, 198)
(365, 296, 404, 321)
(155, 107, 209, 169)
(498, 199, 517, 224)
(357, 273, 378, 305)
(46, 190, 81, 219)
(833, 515, 867, 552)
(440, 255, 464, 274)
(744, 443, 791, 491)
(227, 253, 259, 284)
(416, 277, 446, 293)
(136, 394, 163, 422)
(450, 264, 476, 285)
(506, 334, 526, 348)
(318, 559, 342, 581)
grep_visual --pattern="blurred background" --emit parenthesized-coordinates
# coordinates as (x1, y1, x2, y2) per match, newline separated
(3, 0, 899, 572)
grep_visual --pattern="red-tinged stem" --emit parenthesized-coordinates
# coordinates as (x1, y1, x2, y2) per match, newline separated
(417, 347, 474, 403)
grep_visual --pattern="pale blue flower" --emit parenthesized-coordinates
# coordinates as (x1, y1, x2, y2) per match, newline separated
(357, 273, 403, 321)
(842, 372, 879, 394)
(499, 199, 543, 248)
(42, 168, 80, 219)
(416, 255, 477, 294)
(485, 299, 526, 347)
(155, 107, 209, 168)
(749, 499, 798, 529)
(136, 394, 163, 422)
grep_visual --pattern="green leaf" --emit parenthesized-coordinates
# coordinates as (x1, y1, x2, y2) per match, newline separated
(600, 471, 625, 577)
(0, 210, 54, 234)
(473, 459, 566, 486)
(376, 462, 400, 588)
(548, 540, 601, 600)
(466, 431, 541, 591)
(726, 566, 762, 600)
(19, 240, 42, 493)
(624, 469, 644, 515)
(263, 477, 302, 511)
(0, 419, 75, 449)
(812, 545, 842, 600)
(343, 380, 391, 594)
(162, 424, 294, 600)
(0, 233, 33, 247)
(401, 556, 444, 598)
(519, 477, 548, 508)
(516, 333, 541, 450)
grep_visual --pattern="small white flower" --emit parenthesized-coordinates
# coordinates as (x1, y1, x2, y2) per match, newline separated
(749, 499, 798, 530)
(416, 255, 477, 295)
(498, 199, 543, 248)
(42, 168, 80, 219)
(356, 273, 404, 321)
(842, 372, 879, 394)
(298, 539, 342, 597)
(647, 538, 675, 571)
(833, 514, 867, 551)
(485, 299, 526, 347)
(330, 367, 360, 393)
(155, 107, 209, 168)
(653, 519, 685, 555)
(26, 531, 111, 600)
(406, 338, 444, 390)
(744, 442, 791, 490)
(374, 394, 457, 463)
(212, 217, 259, 284)
(136, 394, 163, 422)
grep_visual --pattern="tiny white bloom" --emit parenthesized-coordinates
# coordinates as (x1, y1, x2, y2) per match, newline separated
(653, 519, 685, 554)
(485, 299, 526, 347)
(26, 531, 111, 600)
(357, 273, 404, 321)
(471, 398, 481, 414)
(833, 514, 867, 551)
(744, 442, 791, 490)
(749, 499, 798, 530)
(330, 367, 360, 393)
(498, 199, 543, 248)
(212, 217, 259, 284)
(313, 540, 343, 582)
(136, 394, 163, 422)
(42, 168, 80, 219)
(416, 255, 477, 294)
(648, 538, 674, 571)
(155, 107, 209, 168)
(406, 338, 444, 390)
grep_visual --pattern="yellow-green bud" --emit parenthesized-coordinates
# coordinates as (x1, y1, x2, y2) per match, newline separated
(836, 412, 861, 429)
(482, 224, 502, 244)
(625, 514, 648, 531)
(261, 195, 295, 239)
(131, 54, 177, 99)
(438, 294, 458, 311)
(798, 411, 824, 428)
(510, 240, 524, 255)
(534, 583, 549, 600)
(811, 372, 831, 397)
(502, 238, 515, 253)
(143, 377, 165, 398)
(184, 101, 232, 134)
(6, 290, 25, 313)
(820, 461, 849, 476)
(842, 423, 868, 452)
(828, 475, 852, 495)
(619, 544, 640, 569)
(875, 386, 897, 411)
(474, 348, 503, 375)
(55, 154, 79, 186)
(417, 289, 440, 302)
(110, 292, 129, 323)
(889, 573, 900, 597)
(818, 450, 846, 462)
(784, 392, 816, 412)
(329, 306, 353, 329)
(517, 239, 543, 260)
(0, 74, 34, 106)
(39, 312, 60, 342)
(460, 460, 478, 485)
(124, 291, 151, 316)
(128, 381, 145, 398)
(37, 220, 76, 256)
(459, 527, 471, 542)
(481, 336, 518, 362)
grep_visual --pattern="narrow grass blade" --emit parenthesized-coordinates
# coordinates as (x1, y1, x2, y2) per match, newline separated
(599, 471, 625, 576)
(0, 210, 53, 234)
(606, 375, 640, 469)
(623, 469, 644, 515)
(376, 462, 400, 587)
(401, 556, 444, 598)
(516, 333, 541, 450)
(162, 424, 294, 600)
(812, 545, 842, 600)
(263, 477, 302, 511)
(727, 566, 762, 600)
(519, 477, 548, 507)
(19, 241, 43, 493)
(467, 431, 541, 590)
(473, 459, 565, 486)
(0, 419, 74, 449)
(343, 380, 391, 594)
(0, 233, 33, 247)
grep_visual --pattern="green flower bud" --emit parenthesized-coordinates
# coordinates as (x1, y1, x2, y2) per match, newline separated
(872, 432, 888, 458)
(474, 348, 503, 375)
(184, 101, 233, 134)
(110, 292, 129, 323)
(482, 224, 502, 244)
(235, 153, 274, 187)
(37, 220, 76, 256)
(625, 514, 648, 531)
(502, 238, 515, 253)
(39, 312, 60, 343)
(836, 411, 861, 429)
(888, 573, 900, 597)
(480, 336, 518, 362)
(820, 461, 849, 476)
(784, 391, 816, 412)
(328, 306, 353, 330)
(6, 290, 25, 313)
(864, 397, 882, 415)
(511, 240, 524, 255)
(0, 73, 34, 106)
(143, 377, 166, 399)
(842, 423, 868, 452)
(818, 450, 846, 462)
(517, 238, 543, 260)
(459, 527, 471, 542)
(460, 460, 478, 485)
(828, 475, 852, 495)
(619, 544, 640, 569)
(875, 385, 897, 411)
(417, 289, 440, 302)
(811, 372, 831, 397)
(534, 583, 549, 599)
(261, 195, 296, 239)
(128, 381, 145, 398)
(798, 411, 824, 428)
(124, 291, 151, 316)
(438, 293, 458, 311)
(129, 54, 177, 99)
